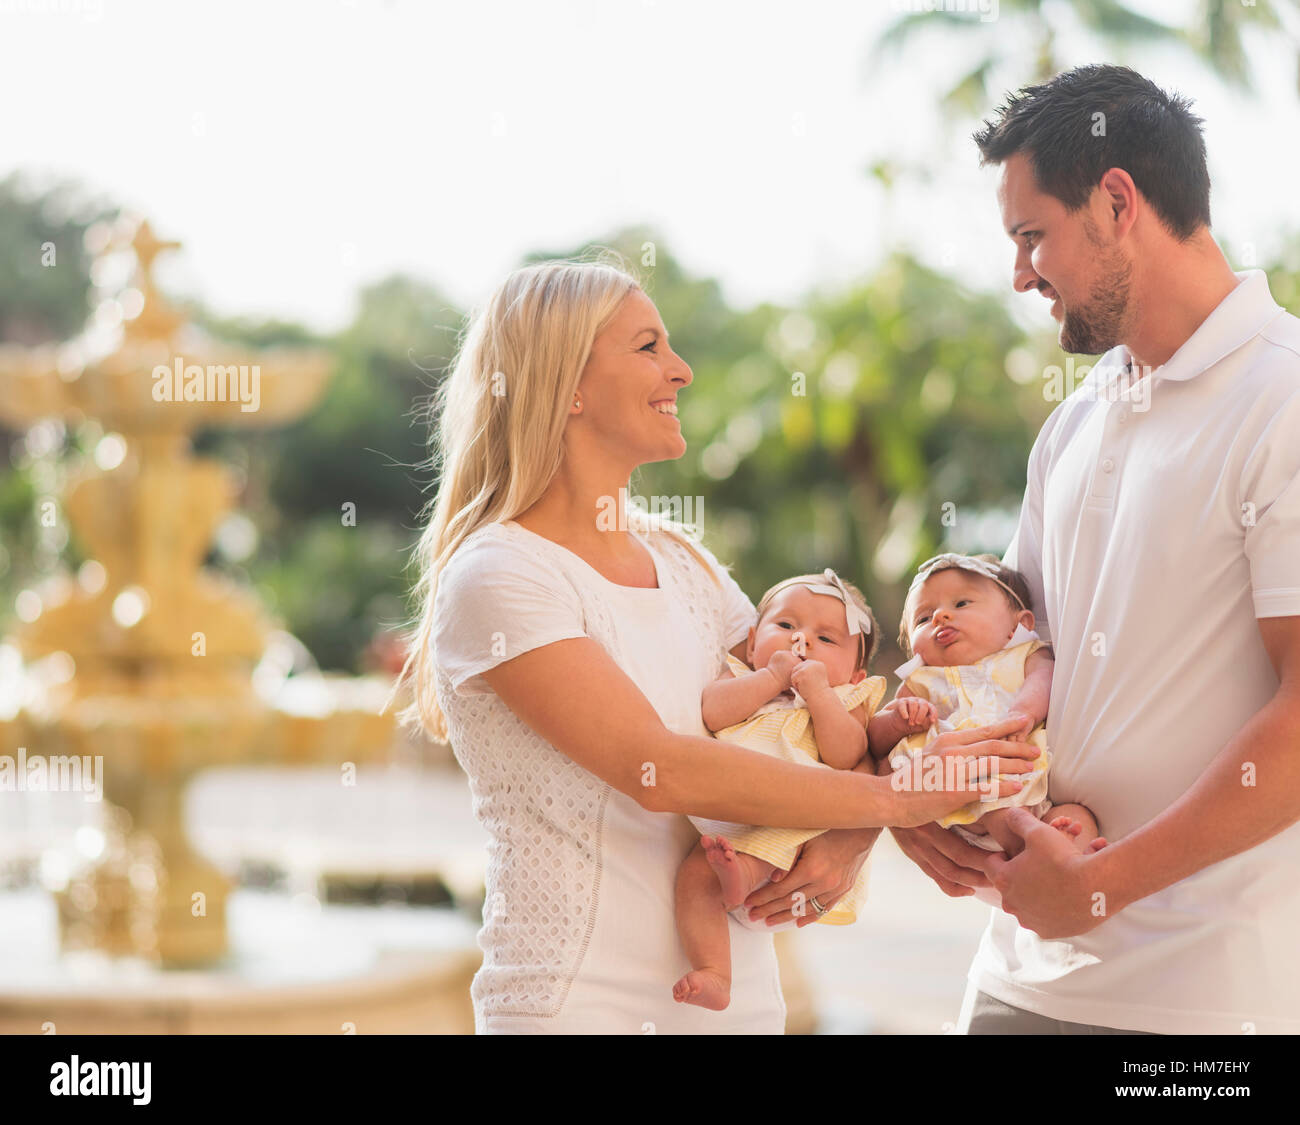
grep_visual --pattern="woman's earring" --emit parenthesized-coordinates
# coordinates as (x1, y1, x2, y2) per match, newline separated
(573, 396, 581, 410)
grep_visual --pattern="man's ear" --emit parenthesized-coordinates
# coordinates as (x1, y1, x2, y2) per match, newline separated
(1098, 166, 1139, 240)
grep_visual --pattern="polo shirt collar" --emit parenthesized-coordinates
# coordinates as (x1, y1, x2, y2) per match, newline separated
(1077, 270, 1283, 403)
(1131, 269, 1283, 386)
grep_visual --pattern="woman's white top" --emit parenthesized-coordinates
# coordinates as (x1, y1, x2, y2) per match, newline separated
(432, 518, 785, 1033)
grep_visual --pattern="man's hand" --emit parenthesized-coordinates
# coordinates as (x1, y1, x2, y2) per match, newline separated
(742, 828, 877, 927)
(985, 808, 1112, 938)
(890, 821, 995, 896)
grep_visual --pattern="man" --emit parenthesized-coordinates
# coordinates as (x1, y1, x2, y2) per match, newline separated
(892, 64, 1300, 1034)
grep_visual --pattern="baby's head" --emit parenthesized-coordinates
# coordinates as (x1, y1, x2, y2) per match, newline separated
(898, 553, 1034, 668)
(748, 569, 879, 687)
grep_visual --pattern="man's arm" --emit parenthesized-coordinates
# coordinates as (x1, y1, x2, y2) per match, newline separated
(991, 615, 1300, 936)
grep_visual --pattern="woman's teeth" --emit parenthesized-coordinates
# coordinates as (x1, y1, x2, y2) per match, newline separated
(652, 401, 677, 415)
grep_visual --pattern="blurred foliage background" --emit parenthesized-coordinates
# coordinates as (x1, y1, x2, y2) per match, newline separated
(2, 0, 1299, 678)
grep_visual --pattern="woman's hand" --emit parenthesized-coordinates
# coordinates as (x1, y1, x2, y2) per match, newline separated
(742, 828, 880, 927)
(889, 717, 1042, 828)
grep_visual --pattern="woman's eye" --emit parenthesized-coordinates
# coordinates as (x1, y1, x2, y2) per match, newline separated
(640, 340, 657, 352)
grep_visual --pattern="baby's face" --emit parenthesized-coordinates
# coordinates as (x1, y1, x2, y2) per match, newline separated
(907, 568, 1029, 667)
(748, 585, 864, 688)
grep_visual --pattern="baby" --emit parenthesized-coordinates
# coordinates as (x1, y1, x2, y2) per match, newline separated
(876, 553, 1106, 867)
(673, 568, 935, 1011)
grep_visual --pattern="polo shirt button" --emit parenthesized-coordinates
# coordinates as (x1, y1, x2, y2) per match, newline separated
(1102, 458, 1115, 473)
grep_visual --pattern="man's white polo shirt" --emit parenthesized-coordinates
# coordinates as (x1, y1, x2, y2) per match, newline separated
(973, 269, 1300, 1033)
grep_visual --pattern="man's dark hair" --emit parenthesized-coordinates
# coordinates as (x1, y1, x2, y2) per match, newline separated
(973, 64, 1211, 240)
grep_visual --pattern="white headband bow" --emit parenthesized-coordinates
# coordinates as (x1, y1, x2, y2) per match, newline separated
(760, 568, 873, 637)
(906, 553, 1026, 611)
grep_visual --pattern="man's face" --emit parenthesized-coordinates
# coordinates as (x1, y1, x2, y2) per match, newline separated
(996, 152, 1133, 356)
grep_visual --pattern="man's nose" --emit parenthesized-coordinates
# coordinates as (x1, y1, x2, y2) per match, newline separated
(1012, 247, 1042, 295)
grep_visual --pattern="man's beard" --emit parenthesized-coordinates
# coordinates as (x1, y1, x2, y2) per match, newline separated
(1057, 243, 1132, 356)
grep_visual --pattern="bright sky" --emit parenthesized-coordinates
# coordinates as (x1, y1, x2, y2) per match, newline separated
(3, 0, 1298, 333)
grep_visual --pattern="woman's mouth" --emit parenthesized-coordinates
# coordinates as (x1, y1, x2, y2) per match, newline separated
(651, 399, 679, 419)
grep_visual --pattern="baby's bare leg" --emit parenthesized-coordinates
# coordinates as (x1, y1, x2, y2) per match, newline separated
(672, 841, 734, 1010)
(701, 834, 778, 909)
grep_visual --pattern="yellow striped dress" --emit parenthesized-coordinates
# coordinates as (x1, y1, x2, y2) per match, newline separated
(886, 624, 1051, 845)
(694, 652, 888, 926)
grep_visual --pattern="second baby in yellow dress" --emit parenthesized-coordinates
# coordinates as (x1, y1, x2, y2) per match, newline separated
(879, 553, 1107, 867)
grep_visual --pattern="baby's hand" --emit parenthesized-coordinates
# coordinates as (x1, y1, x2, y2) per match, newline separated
(764, 650, 800, 693)
(790, 658, 829, 698)
(895, 696, 937, 732)
(1003, 710, 1035, 742)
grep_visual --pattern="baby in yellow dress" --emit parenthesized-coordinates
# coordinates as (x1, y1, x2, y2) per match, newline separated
(878, 553, 1106, 865)
(673, 569, 934, 1011)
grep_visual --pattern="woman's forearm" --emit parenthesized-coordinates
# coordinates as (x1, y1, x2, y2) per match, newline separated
(644, 728, 901, 828)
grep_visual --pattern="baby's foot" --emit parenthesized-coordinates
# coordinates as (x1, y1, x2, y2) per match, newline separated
(701, 835, 771, 910)
(1050, 816, 1106, 855)
(672, 969, 731, 1010)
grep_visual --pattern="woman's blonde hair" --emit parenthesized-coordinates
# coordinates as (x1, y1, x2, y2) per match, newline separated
(391, 254, 720, 742)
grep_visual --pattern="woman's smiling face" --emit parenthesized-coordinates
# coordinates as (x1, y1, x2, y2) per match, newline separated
(574, 288, 693, 468)
(907, 568, 1030, 667)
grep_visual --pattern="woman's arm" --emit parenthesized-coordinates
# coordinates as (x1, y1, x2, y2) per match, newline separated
(479, 636, 1038, 830)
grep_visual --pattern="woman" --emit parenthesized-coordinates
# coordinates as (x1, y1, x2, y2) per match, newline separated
(397, 257, 1035, 1033)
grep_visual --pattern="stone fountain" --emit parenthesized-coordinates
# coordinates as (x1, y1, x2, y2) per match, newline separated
(0, 219, 394, 970)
